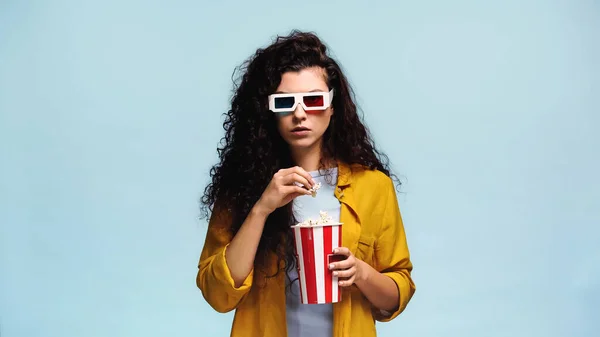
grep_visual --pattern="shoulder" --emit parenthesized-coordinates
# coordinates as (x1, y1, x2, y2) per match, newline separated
(346, 164, 394, 191)
(342, 165, 402, 238)
(342, 164, 397, 214)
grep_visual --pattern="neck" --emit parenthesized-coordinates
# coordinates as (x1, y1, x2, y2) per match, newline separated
(291, 143, 328, 172)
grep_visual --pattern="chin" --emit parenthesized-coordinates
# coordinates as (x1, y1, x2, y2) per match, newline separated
(286, 138, 318, 150)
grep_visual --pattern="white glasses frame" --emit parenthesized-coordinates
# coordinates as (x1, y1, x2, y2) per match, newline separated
(268, 89, 334, 114)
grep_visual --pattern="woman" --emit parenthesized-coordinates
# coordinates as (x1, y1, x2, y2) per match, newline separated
(197, 30, 415, 337)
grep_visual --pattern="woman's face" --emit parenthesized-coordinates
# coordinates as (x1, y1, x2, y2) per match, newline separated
(274, 67, 334, 155)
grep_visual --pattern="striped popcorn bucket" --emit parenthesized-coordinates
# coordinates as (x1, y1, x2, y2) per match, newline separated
(291, 222, 343, 304)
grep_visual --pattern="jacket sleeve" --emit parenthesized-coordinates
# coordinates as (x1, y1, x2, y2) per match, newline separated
(196, 207, 254, 313)
(372, 177, 416, 322)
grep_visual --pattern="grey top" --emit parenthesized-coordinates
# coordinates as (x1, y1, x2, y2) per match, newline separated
(286, 167, 340, 337)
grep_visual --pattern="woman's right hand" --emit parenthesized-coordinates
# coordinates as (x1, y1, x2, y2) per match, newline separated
(254, 166, 316, 215)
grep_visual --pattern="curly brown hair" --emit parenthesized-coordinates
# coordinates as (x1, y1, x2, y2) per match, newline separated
(200, 30, 398, 280)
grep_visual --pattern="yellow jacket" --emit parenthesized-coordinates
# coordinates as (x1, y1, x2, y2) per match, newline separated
(197, 163, 415, 337)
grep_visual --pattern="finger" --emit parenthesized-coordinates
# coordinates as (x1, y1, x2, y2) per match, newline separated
(282, 173, 312, 189)
(333, 266, 356, 279)
(329, 256, 355, 271)
(339, 275, 355, 287)
(276, 166, 315, 186)
(281, 185, 312, 197)
(290, 166, 316, 186)
(274, 168, 288, 178)
(332, 247, 351, 256)
(277, 166, 303, 176)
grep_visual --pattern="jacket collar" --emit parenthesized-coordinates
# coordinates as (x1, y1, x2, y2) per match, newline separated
(336, 161, 353, 187)
(335, 162, 361, 225)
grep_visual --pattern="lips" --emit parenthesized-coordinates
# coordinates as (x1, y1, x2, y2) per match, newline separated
(292, 126, 310, 132)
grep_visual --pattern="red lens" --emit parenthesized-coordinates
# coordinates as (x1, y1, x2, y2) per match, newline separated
(303, 94, 324, 107)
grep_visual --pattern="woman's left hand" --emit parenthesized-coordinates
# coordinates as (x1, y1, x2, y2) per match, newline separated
(328, 247, 365, 287)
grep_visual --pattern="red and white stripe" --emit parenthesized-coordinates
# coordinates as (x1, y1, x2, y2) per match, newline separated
(292, 223, 342, 304)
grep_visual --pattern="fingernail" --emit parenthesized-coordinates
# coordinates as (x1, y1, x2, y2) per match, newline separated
(338, 281, 343, 286)
(333, 248, 338, 254)
(333, 271, 338, 276)
(329, 263, 334, 269)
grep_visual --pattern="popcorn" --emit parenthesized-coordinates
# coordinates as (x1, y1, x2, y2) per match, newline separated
(308, 182, 322, 197)
(297, 210, 335, 227)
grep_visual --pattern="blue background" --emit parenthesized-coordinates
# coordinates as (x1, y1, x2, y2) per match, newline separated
(1, 0, 598, 336)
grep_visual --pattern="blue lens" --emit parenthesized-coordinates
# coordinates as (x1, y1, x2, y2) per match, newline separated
(274, 96, 295, 109)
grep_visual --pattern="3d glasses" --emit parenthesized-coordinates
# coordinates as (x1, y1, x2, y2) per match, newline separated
(268, 89, 334, 114)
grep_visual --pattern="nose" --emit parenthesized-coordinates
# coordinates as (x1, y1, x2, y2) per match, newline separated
(292, 103, 307, 121)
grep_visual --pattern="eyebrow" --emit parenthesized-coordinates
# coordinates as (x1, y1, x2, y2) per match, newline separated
(274, 89, 328, 94)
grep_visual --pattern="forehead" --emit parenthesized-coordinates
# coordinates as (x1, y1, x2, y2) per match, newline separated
(276, 67, 328, 93)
